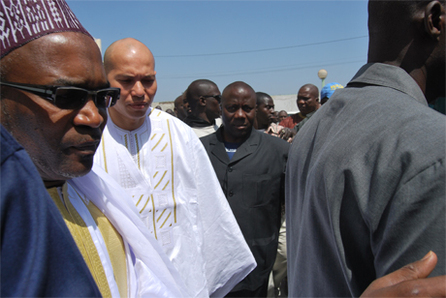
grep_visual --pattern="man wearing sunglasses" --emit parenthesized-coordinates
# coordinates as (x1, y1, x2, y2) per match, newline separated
(94, 37, 256, 297)
(0, 1, 188, 297)
(184, 79, 223, 138)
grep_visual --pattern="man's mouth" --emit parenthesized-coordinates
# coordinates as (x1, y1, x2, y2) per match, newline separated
(234, 123, 247, 129)
(130, 103, 147, 109)
(70, 140, 100, 155)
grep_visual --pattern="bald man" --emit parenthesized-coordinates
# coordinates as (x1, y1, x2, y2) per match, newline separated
(201, 82, 290, 297)
(94, 38, 255, 297)
(184, 79, 223, 137)
(286, 0, 446, 297)
(279, 84, 320, 129)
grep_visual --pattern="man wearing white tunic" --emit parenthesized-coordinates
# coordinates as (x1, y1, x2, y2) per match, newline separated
(49, 166, 188, 298)
(0, 1, 187, 297)
(94, 37, 256, 297)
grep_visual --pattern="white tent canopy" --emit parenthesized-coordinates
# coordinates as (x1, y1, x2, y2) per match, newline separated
(272, 94, 299, 115)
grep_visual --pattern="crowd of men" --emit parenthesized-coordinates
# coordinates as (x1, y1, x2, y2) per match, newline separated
(1, 0, 445, 297)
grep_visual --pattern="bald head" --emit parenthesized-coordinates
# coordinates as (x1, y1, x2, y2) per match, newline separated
(222, 81, 256, 105)
(104, 38, 155, 75)
(105, 38, 157, 131)
(185, 79, 221, 121)
(299, 84, 319, 97)
(185, 79, 218, 108)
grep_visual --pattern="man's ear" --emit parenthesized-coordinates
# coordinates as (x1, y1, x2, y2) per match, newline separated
(424, 1, 444, 41)
(199, 96, 206, 106)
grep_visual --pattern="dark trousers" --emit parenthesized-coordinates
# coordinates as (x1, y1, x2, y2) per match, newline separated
(225, 282, 268, 298)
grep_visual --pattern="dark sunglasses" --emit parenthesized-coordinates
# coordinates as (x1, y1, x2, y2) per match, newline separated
(201, 94, 222, 103)
(0, 81, 120, 109)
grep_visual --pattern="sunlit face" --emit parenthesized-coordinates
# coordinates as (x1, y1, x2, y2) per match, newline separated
(296, 86, 319, 116)
(107, 45, 157, 130)
(256, 96, 275, 129)
(221, 84, 256, 143)
(0, 33, 108, 186)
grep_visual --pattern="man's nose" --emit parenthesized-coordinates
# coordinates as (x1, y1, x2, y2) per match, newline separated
(234, 108, 245, 118)
(73, 99, 105, 128)
(132, 81, 145, 98)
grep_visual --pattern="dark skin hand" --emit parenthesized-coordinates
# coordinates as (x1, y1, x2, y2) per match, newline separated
(277, 127, 296, 142)
(361, 251, 446, 297)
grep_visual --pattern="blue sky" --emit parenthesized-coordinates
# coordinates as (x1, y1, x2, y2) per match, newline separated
(67, 0, 369, 103)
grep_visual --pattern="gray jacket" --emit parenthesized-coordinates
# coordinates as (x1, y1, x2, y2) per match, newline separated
(286, 63, 446, 297)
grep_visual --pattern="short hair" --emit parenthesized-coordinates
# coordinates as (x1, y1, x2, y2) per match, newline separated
(222, 81, 256, 105)
(255, 92, 272, 106)
(299, 84, 319, 100)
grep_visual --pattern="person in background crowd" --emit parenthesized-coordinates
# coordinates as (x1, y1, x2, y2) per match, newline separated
(255, 92, 292, 142)
(254, 92, 275, 132)
(165, 108, 176, 116)
(174, 93, 188, 121)
(279, 84, 320, 129)
(278, 110, 288, 122)
(253, 92, 289, 298)
(95, 38, 255, 297)
(184, 79, 223, 137)
(286, 0, 446, 296)
(320, 82, 344, 105)
(272, 111, 279, 124)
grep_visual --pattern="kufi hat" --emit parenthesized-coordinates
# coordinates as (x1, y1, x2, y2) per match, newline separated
(320, 82, 344, 99)
(0, 0, 92, 59)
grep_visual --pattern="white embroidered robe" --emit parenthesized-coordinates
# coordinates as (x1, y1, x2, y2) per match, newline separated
(94, 108, 256, 297)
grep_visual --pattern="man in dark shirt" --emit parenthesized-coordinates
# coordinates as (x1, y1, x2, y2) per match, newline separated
(184, 79, 222, 137)
(279, 83, 320, 129)
(201, 81, 289, 297)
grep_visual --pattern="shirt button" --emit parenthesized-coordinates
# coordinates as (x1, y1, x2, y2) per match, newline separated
(228, 167, 233, 172)
(229, 191, 234, 197)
